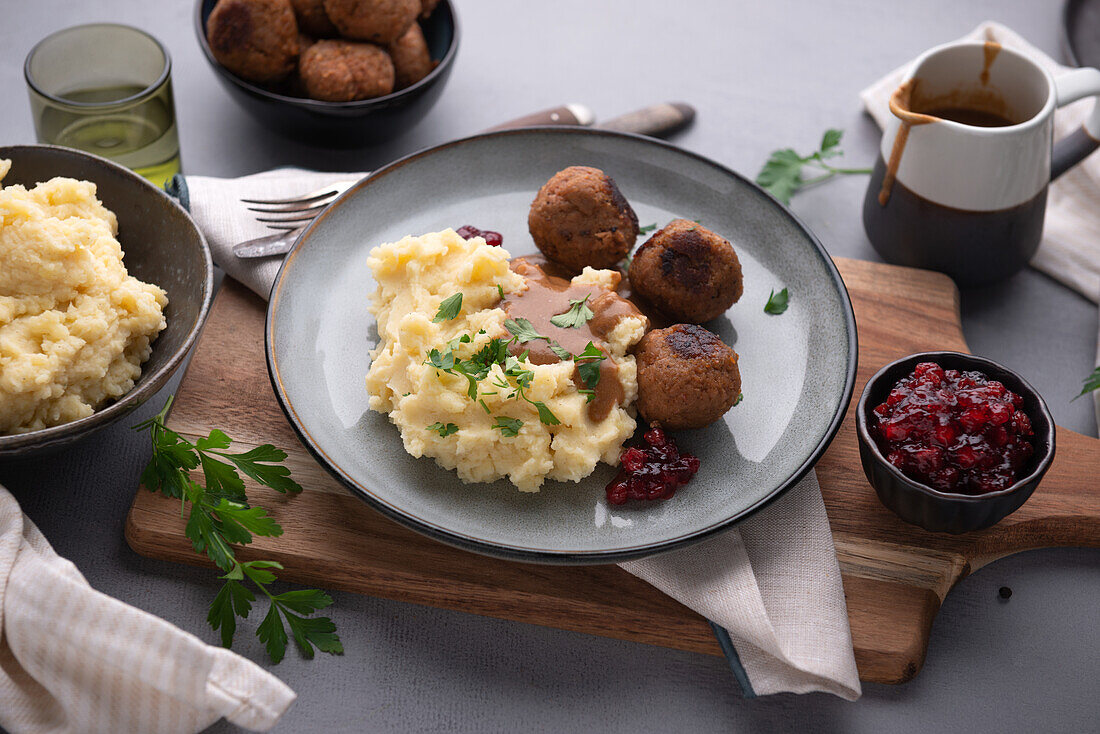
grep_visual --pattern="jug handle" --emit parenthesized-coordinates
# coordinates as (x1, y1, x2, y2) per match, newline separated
(1051, 67, 1100, 180)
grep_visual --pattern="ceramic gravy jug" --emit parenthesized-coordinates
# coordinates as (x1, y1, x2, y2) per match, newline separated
(862, 40, 1100, 286)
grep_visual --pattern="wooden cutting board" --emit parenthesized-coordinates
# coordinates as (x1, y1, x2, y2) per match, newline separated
(125, 257, 1100, 684)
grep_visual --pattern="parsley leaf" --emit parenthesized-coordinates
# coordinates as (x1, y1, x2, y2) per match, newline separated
(496, 284, 505, 299)
(638, 223, 657, 235)
(550, 295, 594, 329)
(532, 402, 561, 425)
(493, 416, 523, 437)
(764, 288, 789, 315)
(427, 421, 459, 436)
(427, 348, 455, 371)
(257, 604, 290, 664)
(134, 397, 340, 664)
(549, 342, 573, 360)
(1074, 366, 1100, 400)
(432, 293, 463, 322)
(504, 318, 548, 343)
(821, 128, 843, 152)
(208, 579, 254, 648)
(216, 444, 302, 495)
(755, 129, 871, 205)
(733, 392, 744, 406)
(755, 149, 804, 204)
(574, 342, 605, 389)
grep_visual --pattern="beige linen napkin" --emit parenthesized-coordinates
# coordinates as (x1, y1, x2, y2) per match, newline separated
(184, 170, 862, 700)
(860, 21, 1100, 424)
(0, 483, 295, 733)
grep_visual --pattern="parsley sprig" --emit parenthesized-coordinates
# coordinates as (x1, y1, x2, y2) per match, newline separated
(755, 129, 871, 204)
(134, 398, 342, 663)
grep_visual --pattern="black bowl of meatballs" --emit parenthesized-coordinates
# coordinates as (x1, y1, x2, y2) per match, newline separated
(195, 0, 458, 146)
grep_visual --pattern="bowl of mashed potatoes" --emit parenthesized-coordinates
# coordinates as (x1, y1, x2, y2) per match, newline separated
(0, 145, 212, 457)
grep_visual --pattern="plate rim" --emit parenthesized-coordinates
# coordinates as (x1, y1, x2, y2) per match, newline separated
(265, 126, 859, 564)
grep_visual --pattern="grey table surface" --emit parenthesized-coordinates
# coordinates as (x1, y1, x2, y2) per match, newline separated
(2, 1, 1099, 732)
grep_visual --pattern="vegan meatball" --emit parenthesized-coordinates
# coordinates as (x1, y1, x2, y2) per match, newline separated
(528, 166, 639, 272)
(298, 39, 395, 101)
(206, 0, 299, 83)
(388, 23, 434, 88)
(629, 219, 743, 323)
(635, 324, 741, 431)
(323, 0, 418, 44)
(290, 0, 339, 36)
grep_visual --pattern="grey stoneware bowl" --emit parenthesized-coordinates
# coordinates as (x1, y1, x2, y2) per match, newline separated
(195, 0, 459, 146)
(0, 145, 212, 459)
(856, 351, 1056, 534)
(266, 127, 858, 564)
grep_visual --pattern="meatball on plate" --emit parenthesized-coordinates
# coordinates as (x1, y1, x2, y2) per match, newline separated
(528, 166, 639, 271)
(630, 219, 743, 324)
(266, 127, 856, 563)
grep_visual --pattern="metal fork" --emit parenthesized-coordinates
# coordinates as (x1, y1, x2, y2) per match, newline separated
(241, 180, 356, 231)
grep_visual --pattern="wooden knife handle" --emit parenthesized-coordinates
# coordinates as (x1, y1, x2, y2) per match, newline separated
(597, 102, 696, 138)
(482, 104, 595, 131)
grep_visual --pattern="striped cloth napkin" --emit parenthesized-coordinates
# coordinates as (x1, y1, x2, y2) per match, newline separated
(861, 21, 1100, 424)
(0, 483, 295, 733)
(179, 169, 862, 700)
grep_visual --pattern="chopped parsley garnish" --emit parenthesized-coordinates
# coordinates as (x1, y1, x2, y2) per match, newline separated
(764, 288, 789, 315)
(504, 318, 548, 343)
(426, 348, 455, 371)
(550, 295, 594, 329)
(733, 392, 743, 406)
(549, 342, 573, 360)
(432, 293, 463, 322)
(496, 284, 505, 299)
(574, 342, 605, 390)
(427, 422, 459, 437)
(638, 223, 657, 235)
(424, 330, 560, 427)
(493, 416, 523, 437)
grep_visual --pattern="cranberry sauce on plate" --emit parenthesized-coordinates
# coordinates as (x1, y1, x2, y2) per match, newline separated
(871, 362, 1035, 494)
(606, 428, 700, 505)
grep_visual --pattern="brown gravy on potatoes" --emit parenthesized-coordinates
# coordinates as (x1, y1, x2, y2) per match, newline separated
(504, 257, 646, 422)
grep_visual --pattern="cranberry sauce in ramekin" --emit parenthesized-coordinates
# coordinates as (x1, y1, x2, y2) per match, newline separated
(870, 361, 1035, 494)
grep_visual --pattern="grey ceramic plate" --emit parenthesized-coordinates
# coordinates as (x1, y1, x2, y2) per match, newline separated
(266, 128, 857, 564)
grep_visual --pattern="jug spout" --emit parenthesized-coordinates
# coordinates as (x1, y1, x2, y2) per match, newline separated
(878, 80, 938, 206)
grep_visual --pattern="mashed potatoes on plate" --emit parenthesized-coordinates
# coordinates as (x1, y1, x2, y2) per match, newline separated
(365, 229, 645, 491)
(0, 160, 167, 434)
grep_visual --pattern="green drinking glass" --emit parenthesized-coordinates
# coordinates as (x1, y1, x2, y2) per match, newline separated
(25, 23, 182, 188)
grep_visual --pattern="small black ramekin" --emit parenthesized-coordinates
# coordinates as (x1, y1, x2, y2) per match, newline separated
(856, 351, 1056, 534)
